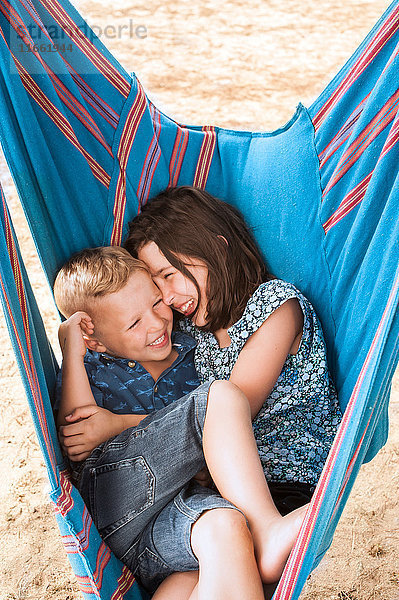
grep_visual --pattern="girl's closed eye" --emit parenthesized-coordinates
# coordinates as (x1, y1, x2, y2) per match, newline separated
(128, 319, 140, 330)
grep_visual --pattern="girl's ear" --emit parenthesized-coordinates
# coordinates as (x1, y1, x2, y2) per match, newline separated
(84, 336, 107, 353)
(217, 235, 228, 246)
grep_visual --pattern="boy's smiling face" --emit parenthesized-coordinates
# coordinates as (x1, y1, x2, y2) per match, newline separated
(86, 269, 175, 369)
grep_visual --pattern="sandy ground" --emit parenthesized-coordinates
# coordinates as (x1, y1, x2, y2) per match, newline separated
(0, 0, 398, 598)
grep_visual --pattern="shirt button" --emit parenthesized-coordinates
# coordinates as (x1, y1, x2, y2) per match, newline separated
(128, 361, 136, 368)
(154, 386, 158, 393)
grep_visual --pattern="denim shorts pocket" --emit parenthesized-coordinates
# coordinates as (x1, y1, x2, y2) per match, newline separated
(89, 456, 155, 539)
(135, 547, 172, 593)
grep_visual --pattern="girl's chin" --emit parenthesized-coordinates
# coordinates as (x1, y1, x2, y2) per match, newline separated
(180, 305, 196, 318)
(192, 314, 207, 327)
(175, 303, 206, 326)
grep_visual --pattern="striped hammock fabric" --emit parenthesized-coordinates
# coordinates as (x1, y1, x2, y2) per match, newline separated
(0, 0, 398, 598)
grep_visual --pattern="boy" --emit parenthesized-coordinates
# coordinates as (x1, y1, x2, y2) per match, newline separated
(55, 245, 201, 462)
(54, 246, 305, 598)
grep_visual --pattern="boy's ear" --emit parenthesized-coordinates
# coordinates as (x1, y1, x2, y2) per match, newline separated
(84, 336, 107, 353)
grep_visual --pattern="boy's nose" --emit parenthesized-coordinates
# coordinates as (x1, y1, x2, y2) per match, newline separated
(149, 310, 166, 330)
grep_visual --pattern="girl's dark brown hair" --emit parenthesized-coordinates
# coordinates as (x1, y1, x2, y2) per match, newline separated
(124, 186, 272, 332)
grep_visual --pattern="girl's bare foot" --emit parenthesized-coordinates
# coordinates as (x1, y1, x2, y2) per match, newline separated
(251, 504, 308, 584)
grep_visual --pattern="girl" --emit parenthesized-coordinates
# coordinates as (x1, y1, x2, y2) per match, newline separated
(125, 185, 342, 519)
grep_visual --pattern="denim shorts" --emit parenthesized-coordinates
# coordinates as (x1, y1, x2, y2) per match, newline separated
(74, 381, 240, 593)
(126, 481, 240, 592)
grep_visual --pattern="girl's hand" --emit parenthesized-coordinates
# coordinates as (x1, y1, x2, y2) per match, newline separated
(58, 311, 94, 359)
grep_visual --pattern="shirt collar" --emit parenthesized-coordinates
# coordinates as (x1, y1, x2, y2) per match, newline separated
(171, 330, 197, 355)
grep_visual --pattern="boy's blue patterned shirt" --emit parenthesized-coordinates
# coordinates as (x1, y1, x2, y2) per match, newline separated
(56, 331, 200, 414)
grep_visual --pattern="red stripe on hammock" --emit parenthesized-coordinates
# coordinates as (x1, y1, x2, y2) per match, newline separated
(193, 126, 216, 189)
(110, 81, 147, 245)
(1, 40, 112, 187)
(1, 0, 115, 151)
(313, 4, 399, 130)
(40, 0, 130, 98)
(61, 507, 93, 553)
(319, 94, 370, 167)
(0, 192, 58, 479)
(110, 566, 136, 600)
(274, 271, 399, 599)
(322, 88, 399, 198)
(323, 109, 399, 232)
(74, 541, 111, 594)
(54, 469, 74, 516)
(169, 127, 189, 187)
(323, 172, 372, 232)
(137, 102, 162, 208)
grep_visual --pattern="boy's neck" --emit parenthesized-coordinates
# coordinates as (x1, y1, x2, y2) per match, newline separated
(140, 346, 179, 382)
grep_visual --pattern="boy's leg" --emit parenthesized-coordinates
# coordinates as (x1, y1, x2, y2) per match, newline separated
(132, 483, 264, 599)
(76, 378, 265, 563)
(76, 382, 213, 560)
(76, 379, 304, 582)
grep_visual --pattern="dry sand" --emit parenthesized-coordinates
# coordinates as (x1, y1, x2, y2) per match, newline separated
(0, 1, 398, 598)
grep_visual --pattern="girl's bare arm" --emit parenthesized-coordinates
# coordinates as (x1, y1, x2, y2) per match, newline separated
(229, 299, 303, 419)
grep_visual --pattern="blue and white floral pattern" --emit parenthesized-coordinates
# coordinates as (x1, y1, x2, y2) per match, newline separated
(180, 279, 342, 485)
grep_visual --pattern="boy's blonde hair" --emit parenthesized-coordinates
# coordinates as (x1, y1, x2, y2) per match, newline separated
(54, 246, 148, 318)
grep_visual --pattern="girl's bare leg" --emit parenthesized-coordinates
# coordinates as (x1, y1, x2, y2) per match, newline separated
(190, 508, 264, 600)
(152, 509, 264, 600)
(152, 571, 198, 600)
(204, 380, 307, 583)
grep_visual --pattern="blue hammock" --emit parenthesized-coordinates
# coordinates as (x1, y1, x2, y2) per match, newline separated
(0, 0, 398, 598)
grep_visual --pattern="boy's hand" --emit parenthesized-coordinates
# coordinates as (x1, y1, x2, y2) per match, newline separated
(58, 311, 94, 359)
(59, 405, 121, 461)
(58, 405, 148, 462)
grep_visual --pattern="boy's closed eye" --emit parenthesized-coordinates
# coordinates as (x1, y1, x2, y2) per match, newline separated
(127, 297, 164, 331)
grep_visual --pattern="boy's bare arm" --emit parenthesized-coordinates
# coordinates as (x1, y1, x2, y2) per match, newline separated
(57, 312, 148, 460)
(57, 311, 97, 427)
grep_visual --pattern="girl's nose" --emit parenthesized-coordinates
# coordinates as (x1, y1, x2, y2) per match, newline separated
(154, 279, 174, 305)
(161, 284, 175, 306)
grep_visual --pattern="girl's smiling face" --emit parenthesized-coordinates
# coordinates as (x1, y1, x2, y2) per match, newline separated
(138, 241, 209, 327)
